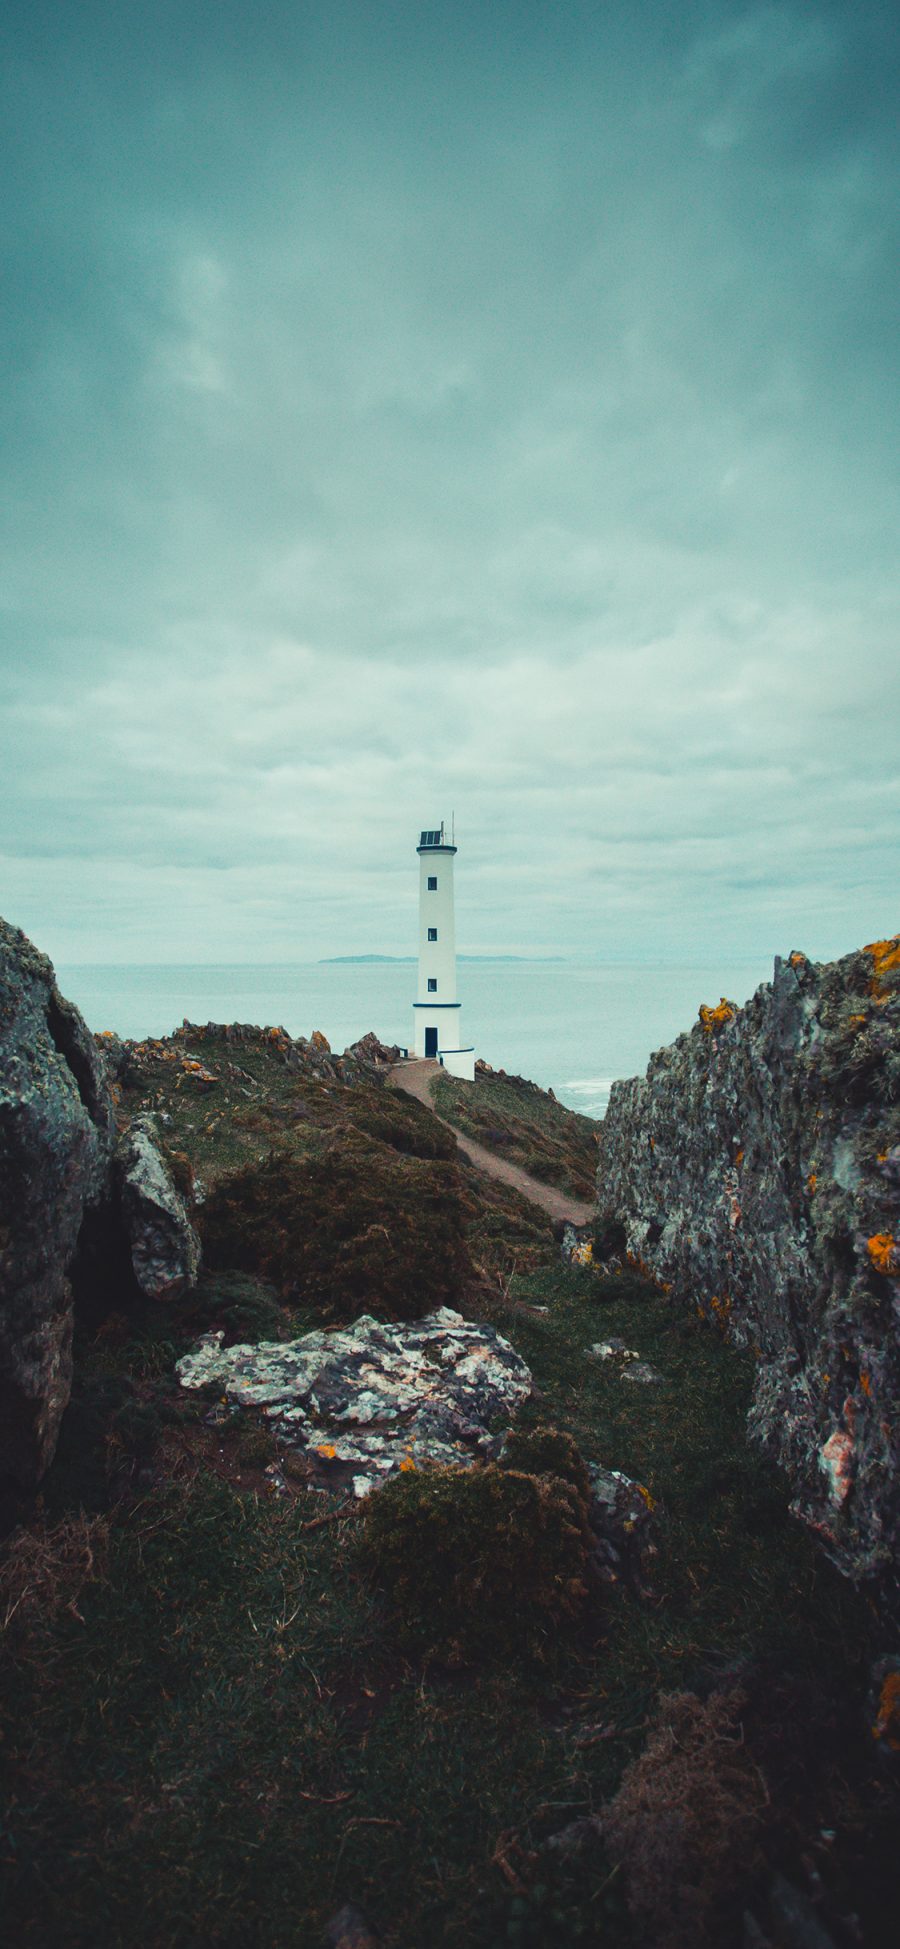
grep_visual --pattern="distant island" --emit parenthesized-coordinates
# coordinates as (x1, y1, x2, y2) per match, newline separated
(319, 953, 566, 964)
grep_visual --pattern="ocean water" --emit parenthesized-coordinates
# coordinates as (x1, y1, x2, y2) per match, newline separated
(58, 956, 774, 1120)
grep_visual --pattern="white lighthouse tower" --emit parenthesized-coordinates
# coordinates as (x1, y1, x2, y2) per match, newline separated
(413, 822, 475, 1081)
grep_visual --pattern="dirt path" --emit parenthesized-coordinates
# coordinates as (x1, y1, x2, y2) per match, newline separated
(388, 1060, 596, 1227)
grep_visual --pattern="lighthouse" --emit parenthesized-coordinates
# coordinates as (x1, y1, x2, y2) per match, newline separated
(413, 823, 475, 1081)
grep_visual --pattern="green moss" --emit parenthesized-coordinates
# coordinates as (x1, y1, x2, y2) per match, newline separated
(360, 1462, 589, 1659)
(500, 1424, 592, 1511)
(199, 1135, 471, 1322)
(185, 1270, 296, 1343)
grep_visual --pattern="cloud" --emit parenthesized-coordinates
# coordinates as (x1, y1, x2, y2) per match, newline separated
(0, 1, 897, 967)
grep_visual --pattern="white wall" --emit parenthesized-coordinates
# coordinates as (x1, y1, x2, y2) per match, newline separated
(441, 1046, 476, 1081)
(416, 845, 457, 1001)
(412, 839, 475, 1077)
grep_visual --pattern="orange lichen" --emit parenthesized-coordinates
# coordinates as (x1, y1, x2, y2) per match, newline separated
(873, 1671, 900, 1749)
(317, 1444, 338, 1460)
(789, 950, 807, 967)
(735, 1148, 744, 1167)
(864, 937, 900, 1001)
(807, 1173, 817, 1194)
(708, 1293, 733, 1334)
(867, 1234, 899, 1276)
(399, 1454, 416, 1472)
(699, 998, 737, 1034)
(860, 1371, 872, 1397)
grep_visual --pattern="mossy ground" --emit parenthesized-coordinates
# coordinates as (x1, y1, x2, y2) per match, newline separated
(199, 1137, 472, 1323)
(2, 1035, 898, 1944)
(433, 1069, 597, 1200)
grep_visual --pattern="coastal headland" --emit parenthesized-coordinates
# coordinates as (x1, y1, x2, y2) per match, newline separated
(1, 915, 898, 1947)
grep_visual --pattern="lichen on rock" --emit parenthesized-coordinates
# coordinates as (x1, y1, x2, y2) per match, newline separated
(115, 1113, 201, 1301)
(0, 917, 115, 1488)
(176, 1306, 533, 1494)
(596, 936, 900, 1616)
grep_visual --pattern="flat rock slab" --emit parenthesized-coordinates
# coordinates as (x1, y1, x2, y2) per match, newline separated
(177, 1306, 532, 1496)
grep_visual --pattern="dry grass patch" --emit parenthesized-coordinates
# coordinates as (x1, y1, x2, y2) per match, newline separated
(1, 1511, 110, 1639)
(602, 1685, 768, 1947)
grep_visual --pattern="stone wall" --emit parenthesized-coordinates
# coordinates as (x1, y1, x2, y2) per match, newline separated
(596, 939, 900, 1614)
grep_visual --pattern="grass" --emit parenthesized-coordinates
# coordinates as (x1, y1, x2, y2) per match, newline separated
(433, 1069, 598, 1200)
(1, 1029, 897, 1945)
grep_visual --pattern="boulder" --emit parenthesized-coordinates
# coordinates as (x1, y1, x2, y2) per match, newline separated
(596, 939, 900, 1616)
(0, 917, 115, 1488)
(116, 1114, 201, 1300)
(176, 1306, 532, 1495)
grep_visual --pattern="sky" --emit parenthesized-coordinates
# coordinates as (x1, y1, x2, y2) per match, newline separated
(1, 0, 898, 967)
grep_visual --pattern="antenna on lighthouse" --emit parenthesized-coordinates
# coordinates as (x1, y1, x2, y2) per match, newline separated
(451, 810, 455, 845)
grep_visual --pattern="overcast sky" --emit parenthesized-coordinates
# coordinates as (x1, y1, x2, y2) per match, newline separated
(2, 0, 897, 966)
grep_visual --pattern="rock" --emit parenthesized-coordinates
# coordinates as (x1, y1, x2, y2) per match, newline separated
(560, 1220, 594, 1266)
(0, 917, 115, 1488)
(587, 1461, 657, 1591)
(176, 1306, 532, 1493)
(869, 1654, 900, 1760)
(324, 1904, 379, 1949)
(586, 1342, 663, 1384)
(116, 1114, 201, 1300)
(344, 1031, 402, 1069)
(620, 1360, 663, 1385)
(596, 939, 900, 1617)
(92, 1029, 127, 1080)
(767, 1872, 838, 1949)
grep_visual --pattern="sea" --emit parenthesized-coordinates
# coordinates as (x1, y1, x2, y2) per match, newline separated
(58, 956, 775, 1121)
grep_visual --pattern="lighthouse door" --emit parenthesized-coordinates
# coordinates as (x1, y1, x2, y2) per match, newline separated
(425, 1027, 438, 1058)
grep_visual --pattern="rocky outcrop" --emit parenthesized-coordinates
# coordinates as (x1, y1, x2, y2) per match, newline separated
(116, 1114, 201, 1301)
(0, 918, 115, 1489)
(596, 939, 900, 1613)
(344, 1031, 402, 1071)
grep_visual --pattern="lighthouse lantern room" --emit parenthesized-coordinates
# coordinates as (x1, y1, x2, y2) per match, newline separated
(413, 823, 475, 1081)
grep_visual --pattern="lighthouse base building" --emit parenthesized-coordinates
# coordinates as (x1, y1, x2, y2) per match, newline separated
(414, 826, 475, 1081)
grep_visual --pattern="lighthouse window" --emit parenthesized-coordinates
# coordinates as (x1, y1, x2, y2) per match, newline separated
(427, 927, 437, 941)
(427, 978, 437, 993)
(427, 876, 437, 890)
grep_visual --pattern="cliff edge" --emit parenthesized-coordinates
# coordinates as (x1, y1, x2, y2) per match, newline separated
(596, 938, 900, 1614)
